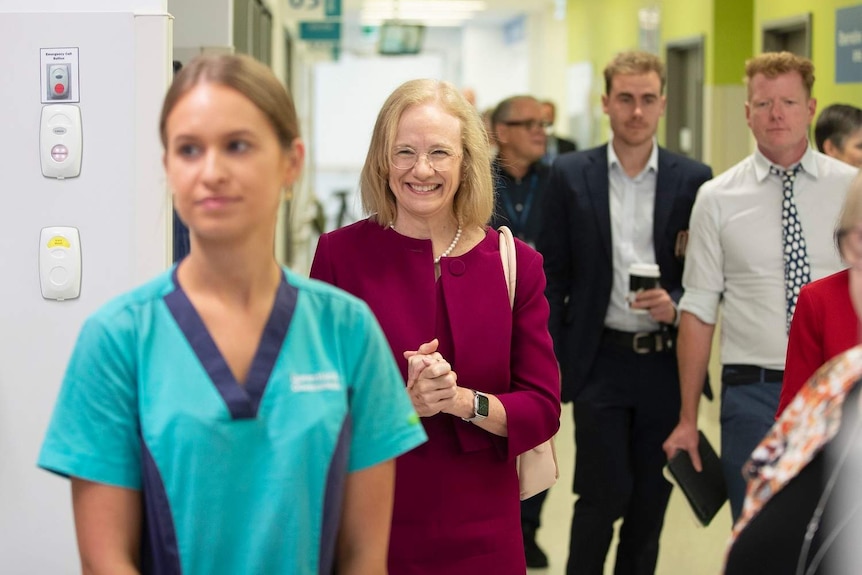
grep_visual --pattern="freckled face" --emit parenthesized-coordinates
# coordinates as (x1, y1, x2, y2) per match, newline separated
(163, 82, 302, 244)
(388, 102, 463, 225)
(745, 72, 816, 164)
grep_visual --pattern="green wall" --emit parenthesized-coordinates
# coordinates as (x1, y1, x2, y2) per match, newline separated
(567, 0, 862, 90)
(566, 0, 861, 147)
(713, 0, 755, 85)
(756, 0, 862, 106)
(661, 0, 713, 81)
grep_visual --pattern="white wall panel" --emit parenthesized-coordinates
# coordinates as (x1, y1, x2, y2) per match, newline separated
(0, 8, 170, 571)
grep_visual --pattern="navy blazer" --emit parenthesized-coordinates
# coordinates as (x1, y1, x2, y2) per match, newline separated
(537, 144, 713, 402)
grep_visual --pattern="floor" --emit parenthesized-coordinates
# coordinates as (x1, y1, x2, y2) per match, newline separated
(529, 396, 732, 575)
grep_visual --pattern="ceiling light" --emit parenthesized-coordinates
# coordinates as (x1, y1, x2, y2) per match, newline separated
(362, 0, 487, 13)
(360, 0, 486, 26)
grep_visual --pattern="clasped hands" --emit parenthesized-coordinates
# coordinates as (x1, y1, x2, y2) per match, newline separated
(403, 338, 465, 418)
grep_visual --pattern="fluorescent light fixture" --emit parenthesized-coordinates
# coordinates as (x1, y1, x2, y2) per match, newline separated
(363, 0, 487, 12)
(360, 0, 486, 26)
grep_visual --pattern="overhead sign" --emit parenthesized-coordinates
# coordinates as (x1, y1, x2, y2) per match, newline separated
(299, 21, 341, 42)
(836, 5, 862, 83)
(325, 0, 342, 17)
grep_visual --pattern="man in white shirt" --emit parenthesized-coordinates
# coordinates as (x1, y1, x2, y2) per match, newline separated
(662, 52, 858, 521)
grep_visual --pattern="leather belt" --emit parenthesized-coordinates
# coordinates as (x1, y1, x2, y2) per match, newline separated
(601, 328, 674, 354)
(722, 364, 784, 386)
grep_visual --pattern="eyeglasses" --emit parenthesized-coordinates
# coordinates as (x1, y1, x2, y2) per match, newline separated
(391, 147, 462, 171)
(502, 119, 551, 131)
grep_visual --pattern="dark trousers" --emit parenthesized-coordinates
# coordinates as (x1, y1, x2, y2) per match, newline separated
(520, 489, 548, 532)
(566, 341, 680, 575)
(719, 366, 783, 521)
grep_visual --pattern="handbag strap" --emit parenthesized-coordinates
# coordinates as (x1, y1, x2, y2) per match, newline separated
(498, 226, 517, 310)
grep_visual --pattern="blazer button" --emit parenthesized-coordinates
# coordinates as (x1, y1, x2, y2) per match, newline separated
(448, 260, 466, 276)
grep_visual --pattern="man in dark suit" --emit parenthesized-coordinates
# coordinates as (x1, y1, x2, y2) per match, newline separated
(540, 99, 577, 166)
(537, 52, 712, 575)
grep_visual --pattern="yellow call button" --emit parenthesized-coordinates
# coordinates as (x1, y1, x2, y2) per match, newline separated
(47, 236, 71, 249)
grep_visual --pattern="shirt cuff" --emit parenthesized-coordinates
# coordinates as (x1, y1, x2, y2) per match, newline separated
(678, 288, 720, 325)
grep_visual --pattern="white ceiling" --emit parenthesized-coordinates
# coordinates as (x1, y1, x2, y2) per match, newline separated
(341, 0, 559, 27)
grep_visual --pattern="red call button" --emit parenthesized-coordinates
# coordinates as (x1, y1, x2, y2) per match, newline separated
(54, 83, 66, 94)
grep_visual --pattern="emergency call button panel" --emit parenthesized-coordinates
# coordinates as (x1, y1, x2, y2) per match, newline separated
(40, 104, 82, 179)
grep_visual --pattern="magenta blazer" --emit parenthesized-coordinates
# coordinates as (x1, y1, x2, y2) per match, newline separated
(311, 219, 560, 574)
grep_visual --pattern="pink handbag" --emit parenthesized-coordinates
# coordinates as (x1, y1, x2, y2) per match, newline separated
(498, 226, 560, 500)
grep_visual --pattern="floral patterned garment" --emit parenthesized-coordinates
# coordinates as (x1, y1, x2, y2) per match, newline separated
(727, 345, 862, 552)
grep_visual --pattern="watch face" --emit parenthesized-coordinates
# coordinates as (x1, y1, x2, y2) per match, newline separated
(475, 392, 490, 417)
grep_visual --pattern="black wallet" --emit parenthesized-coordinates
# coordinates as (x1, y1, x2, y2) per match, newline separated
(666, 430, 728, 526)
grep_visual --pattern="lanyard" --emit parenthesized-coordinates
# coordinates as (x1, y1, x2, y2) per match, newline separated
(501, 173, 538, 234)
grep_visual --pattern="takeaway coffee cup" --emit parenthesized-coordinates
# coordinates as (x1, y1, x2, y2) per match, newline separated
(628, 263, 660, 314)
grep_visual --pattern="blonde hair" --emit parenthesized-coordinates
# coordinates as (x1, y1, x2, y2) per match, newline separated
(603, 51, 666, 95)
(745, 52, 815, 98)
(159, 53, 299, 150)
(360, 79, 494, 229)
(836, 172, 862, 259)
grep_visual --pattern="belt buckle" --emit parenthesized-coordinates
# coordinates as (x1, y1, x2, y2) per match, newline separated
(632, 332, 653, 354)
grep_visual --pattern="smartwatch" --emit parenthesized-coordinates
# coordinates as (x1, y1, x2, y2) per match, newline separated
(462, 390, 489, 422)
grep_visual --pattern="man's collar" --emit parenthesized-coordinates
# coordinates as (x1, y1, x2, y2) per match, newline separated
(607, 137, 659, 175)
(753, 145, 818, 182)
(493, 155, 545, 180)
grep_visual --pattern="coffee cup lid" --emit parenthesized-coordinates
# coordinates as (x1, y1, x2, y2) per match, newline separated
(629, 263, 660, 277)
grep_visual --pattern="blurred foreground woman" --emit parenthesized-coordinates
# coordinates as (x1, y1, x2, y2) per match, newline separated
(725, 172, 862, 575)
(38, 54, 426, 574)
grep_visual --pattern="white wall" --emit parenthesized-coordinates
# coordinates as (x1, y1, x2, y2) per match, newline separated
(289, 6, 570, 269)
(310, 53, 444, 236)
(462, 24, 530, 111)
(169, 0, 232, 51)
(0, 2, 171, 571)
(460, 8, 570, 135)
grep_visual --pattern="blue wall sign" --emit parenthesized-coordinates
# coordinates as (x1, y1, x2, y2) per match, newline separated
(836, 5, 862, 83)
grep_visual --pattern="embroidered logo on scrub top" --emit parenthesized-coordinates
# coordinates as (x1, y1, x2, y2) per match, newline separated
(290, 372, 342, 392)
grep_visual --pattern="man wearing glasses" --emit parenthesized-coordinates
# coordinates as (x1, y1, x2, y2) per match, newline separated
(489, 95, 550, 249)
(538, 52, 712, 575)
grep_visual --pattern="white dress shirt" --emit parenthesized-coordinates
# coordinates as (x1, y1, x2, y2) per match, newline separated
(679, 147, 857, 369)
(604, 139, 661, 333)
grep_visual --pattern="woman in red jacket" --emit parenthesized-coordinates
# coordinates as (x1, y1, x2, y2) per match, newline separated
(726, 172, 862, 574)
(778, 179, 862, 416)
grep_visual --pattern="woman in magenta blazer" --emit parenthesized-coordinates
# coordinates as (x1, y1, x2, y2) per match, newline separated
(778, 188, 862, 416)
(310, 79, 560, 574)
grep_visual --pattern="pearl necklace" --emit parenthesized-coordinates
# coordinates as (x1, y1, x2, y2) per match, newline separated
(389, 222, 463, 264)
(434, 224, 463, 264)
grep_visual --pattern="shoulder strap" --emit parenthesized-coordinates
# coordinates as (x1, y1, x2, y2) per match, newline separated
(498, 226, 517, 310)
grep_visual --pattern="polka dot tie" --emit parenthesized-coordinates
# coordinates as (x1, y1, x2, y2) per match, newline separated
(770, 164, 810, 334)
